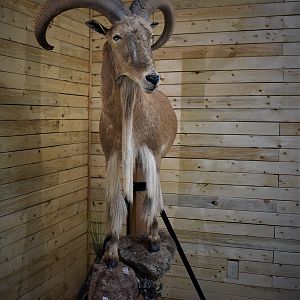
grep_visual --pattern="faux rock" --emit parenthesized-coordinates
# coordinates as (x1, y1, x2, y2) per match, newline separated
(88, 261, 139, 300)
(119, 230, 176, 281)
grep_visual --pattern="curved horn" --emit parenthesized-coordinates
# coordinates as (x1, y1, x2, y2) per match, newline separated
(35, 0, 131, 50)
(130, 0, 175, 50)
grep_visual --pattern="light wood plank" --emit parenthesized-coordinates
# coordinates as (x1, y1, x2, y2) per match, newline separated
(173, 133, 300, 148)
(273, 277, 300, 290)
(0, 234, 87, 298)
(277, 201, 300, 214)
(274, 251, 300, 265)
(0, 39, 89, 72)
(0, 131, 88, 153)
(90, 143, 279, 161)
(174, 241, 273, 262)
(0, 88, 88, 107)
(0, 143, 88, 169)
(154, 2, 300, 22)
(1, 0, 89, 23)
(0, 200, 86, 250)
(165, 145, 278, 161)
(167, 264, 272, 288)
(160, 157, 300, 175)
(159, 69, 283, 84)
(0, 165, 87, 202)
(162, 277, 300, 300)
(162, 193, 277, 213)
(0, 105, 88, 121)
(283, 42, 300, 55)
(160, 169, 278, 187)
(285, 68, 300, 82)
(161, 181, 299, 201)
(275, 226, 300, 240)
(0, 71, 89, 95)
(0, 177, 88, 218)
(155, 56, 300, 72)
(163, 205, 299, 227)
(279, 175, 300, 188)
(167, 96, 299, 109)
(0, 22, 89, 60)
(93, 43, 283, 62)
(157, 16, 285, 34)
(171, 0, 283, 9)
(159, 83, 300, 97)
(0, 120, 88, 136)
(0, 215, 86, 280)
(174, 108, 299, 122)
(280, 123, 300, 135)
(279, 149, 300, 162)
(26, 249, 87, 300)
(0, 201, 86, 264)
(160, 29, 300, 47)
(0, 154, 88, 185)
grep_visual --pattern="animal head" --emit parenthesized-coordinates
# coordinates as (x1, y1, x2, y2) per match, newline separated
(34, 0, 175, 93)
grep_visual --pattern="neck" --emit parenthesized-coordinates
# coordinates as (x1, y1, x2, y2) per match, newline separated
(101, 43, 142, 201)
(101, 42, 117, 103)
(101, 42, 143, 103)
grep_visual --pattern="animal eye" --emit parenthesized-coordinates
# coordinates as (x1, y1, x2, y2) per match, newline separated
(113, 34, 121, 41)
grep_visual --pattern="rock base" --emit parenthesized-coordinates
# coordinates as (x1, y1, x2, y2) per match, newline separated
(87, 230, 176, 300)
(119, 230, 176, 281)
(88, 261, 139, 300)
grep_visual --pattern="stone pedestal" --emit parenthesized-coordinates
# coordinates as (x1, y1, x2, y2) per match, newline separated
(119, 230, 176, 281)
(88, 230, 176, 300)
(88, 261, 139, 300)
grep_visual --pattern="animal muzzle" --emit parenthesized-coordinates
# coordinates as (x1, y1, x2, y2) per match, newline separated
(144, 72, 160, 92)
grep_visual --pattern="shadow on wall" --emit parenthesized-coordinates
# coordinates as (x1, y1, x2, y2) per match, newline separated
(0, 14, 45, 297)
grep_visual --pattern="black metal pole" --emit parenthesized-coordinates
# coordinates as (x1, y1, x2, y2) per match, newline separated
(161, 209, 206, 300)
(125, 198, 131, 235)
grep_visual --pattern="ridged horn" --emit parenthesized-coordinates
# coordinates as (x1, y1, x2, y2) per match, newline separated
(130, 0, 175, 50)
(34, 0, 131, 50)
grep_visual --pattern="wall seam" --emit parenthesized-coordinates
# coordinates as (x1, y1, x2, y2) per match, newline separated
(87, 7, 93, 271)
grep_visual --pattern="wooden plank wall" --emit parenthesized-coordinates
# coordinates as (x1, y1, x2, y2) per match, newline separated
(0, 1, 90, 299)
(90, 0, 300, 299)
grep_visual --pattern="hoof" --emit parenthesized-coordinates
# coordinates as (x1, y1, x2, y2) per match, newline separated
(105, 258, 118, 269)
(149, 240, 160, 253)
(103, 251, 119, 269)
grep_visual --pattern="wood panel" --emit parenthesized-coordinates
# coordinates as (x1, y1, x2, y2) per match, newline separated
(89, 0, 299, 299)
(0, 0, 89, 299)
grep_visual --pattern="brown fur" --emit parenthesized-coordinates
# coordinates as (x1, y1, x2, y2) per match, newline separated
(100, 18, 177, 158)
(99, 16, 177, 267)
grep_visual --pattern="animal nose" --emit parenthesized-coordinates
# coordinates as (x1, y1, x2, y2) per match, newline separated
(145, 73, 160, 85)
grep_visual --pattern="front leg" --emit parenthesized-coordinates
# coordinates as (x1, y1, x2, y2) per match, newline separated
(149, 216, 160, 252)
(102, 152, 127, 268)
(138, 146, 163, 253)
(102, 233, 119, 268)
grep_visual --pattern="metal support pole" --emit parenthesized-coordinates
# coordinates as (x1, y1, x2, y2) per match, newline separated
(129, 181, 206, 300)
(161, 209, 206, 300)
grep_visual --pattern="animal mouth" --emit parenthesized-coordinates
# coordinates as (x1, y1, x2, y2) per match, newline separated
(144, 84, 158, 94)
(145, 87, 154, 94)
(116, 75, 157, 94)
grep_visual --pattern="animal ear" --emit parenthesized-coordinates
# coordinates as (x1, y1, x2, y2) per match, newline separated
(150, 22, 159, 29)
(85, 20, 108, 35)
